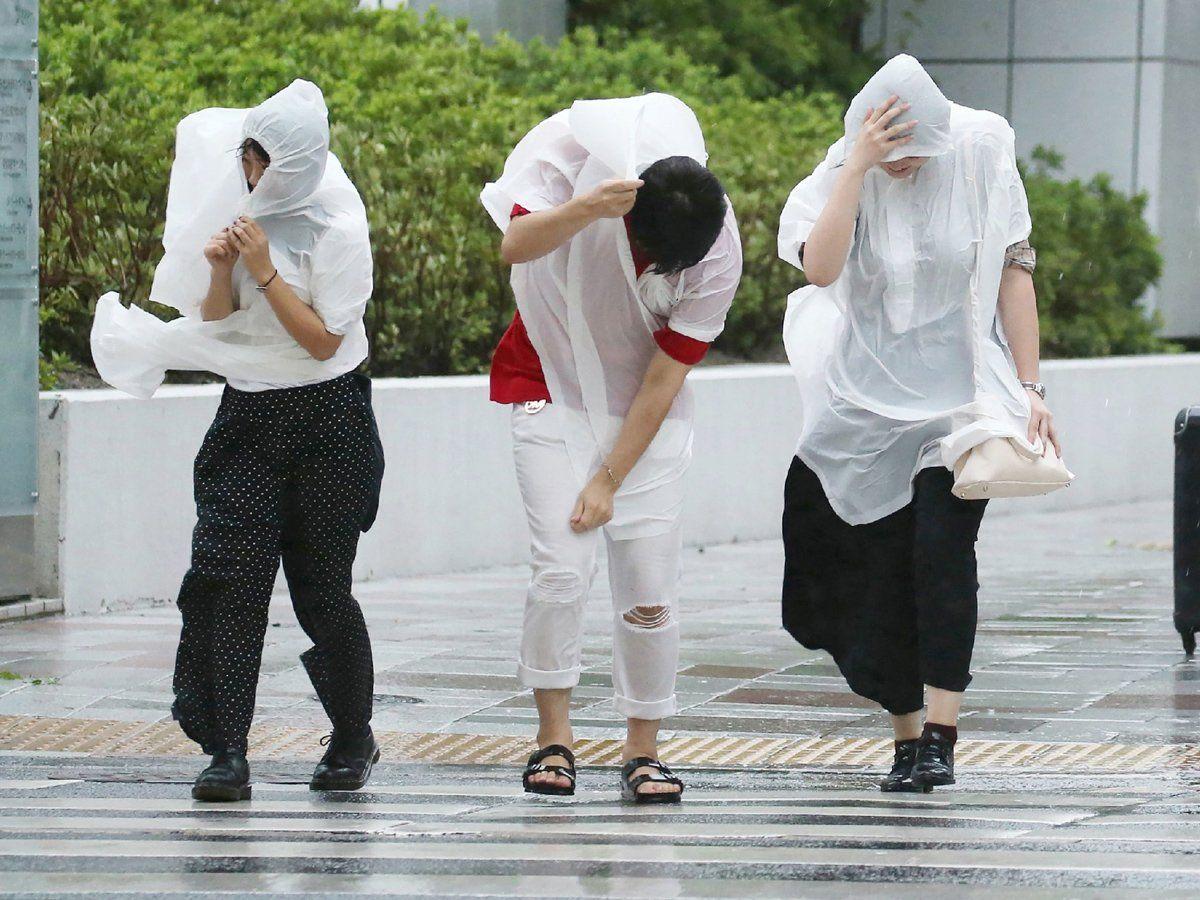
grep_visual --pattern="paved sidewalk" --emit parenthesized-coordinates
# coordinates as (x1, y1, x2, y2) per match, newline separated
(5, 500, 1200, 896)
(0, 500, 1187, 749)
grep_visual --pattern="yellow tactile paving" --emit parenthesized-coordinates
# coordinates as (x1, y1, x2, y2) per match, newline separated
(2, 714, 1198, 772)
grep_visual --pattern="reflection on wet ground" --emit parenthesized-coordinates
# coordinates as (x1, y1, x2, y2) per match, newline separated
(3, 499, 1199, 894)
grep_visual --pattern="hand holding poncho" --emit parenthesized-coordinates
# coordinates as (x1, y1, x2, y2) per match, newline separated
(91, 80, 371, 398)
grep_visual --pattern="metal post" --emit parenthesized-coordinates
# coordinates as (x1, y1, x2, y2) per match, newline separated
(0, 0, 39, 601)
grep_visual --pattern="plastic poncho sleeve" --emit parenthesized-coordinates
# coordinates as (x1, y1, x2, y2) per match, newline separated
(309, 216, 373, 336)
(480, 112, 589, 233)
(777, 140, 854, 273)
(666, 206, 743, 343)
(1006, 154, 1033, 247)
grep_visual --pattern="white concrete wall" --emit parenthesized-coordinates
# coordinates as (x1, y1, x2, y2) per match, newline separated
(36, 357, 1200, 614)
(864, 0, 1200, 338)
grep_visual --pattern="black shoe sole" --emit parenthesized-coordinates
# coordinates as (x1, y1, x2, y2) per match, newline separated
(524, 784, 576, 796)
(880, 780, 933, 794)
(620, 785, 684, 804)
(192, 783, 251, 802)
(910, 771, 955, 788)
(310, 748, 381, 792)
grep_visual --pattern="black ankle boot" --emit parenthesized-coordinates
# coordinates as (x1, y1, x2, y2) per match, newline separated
(310, 728, 380, 791)
(192, 750, 251, 802)
(910, 727, 956, 788)
(880, 739, 926, 793)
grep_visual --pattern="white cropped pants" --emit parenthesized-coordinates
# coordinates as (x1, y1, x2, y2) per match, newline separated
(511, 403, 681, 720)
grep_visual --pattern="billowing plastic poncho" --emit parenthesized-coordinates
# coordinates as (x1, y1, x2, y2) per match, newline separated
(90, 80, 372, 398)
(779, 55, 1035, 525)
(481, 94, 743, 539)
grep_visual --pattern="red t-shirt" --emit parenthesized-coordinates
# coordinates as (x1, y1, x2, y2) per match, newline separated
(490, 204, 709, 404)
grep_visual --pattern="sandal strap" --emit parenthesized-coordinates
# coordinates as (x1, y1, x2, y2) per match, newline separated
(626, 771, 683, 793)
(620, 757, 684, 796)
(527, 744, 575, 769)
(620, 756, 672, 779)
(523, 763, 576, 783)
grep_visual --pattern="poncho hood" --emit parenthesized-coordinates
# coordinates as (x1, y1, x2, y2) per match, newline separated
(150, 79, 333, 317)
(841, 54, 952, 165)
(241, 79, 330, 220)
(568, 92, 708, 180)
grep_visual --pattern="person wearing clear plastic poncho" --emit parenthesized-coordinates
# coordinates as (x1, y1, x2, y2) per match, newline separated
(777, 56, 1061, 792)
(481, 94, 742, 802)
(91, 81, 386, 801)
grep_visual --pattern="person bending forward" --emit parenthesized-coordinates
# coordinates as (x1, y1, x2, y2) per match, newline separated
(482, 94, 742, 803)
(777, 55, 1060, 792)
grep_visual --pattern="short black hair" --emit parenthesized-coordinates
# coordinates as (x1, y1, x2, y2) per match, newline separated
(628, 156, 726, 276)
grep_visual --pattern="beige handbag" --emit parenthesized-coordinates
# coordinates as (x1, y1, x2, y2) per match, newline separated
(951, 437, 1074, 500)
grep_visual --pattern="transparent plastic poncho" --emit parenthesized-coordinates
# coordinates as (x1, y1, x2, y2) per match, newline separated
(779, 55, 1036, 525)
(90, 80, 371, 398)
(481, 94, 742, 539)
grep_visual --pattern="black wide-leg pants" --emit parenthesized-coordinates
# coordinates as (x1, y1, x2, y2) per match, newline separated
(172, 373, 385, 755)
(781, 456, 988, 716)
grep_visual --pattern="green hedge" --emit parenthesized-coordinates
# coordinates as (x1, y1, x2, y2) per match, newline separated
(39, 0, 1169, 388)
(40, 0, 844, 384)
(568, 0, 876, 98)
(1023, 149, 1166, 358)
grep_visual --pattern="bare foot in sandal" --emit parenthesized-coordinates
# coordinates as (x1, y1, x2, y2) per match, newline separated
(523, 742, 576, 795)
(525, 690, 575, 795)
(620, 755, 683, 803)
(621, 719, 682, 802)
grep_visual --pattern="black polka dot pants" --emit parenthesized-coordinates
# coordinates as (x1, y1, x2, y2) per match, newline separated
(172, 373, 384, 755)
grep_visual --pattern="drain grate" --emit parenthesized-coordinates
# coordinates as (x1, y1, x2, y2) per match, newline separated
(0, 714, 1191, 771)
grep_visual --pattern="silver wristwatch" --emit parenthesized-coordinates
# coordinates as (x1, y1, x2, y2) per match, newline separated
(1020, 380, 1046, 399)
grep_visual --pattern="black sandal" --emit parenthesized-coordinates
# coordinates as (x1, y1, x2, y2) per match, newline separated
(522, 744, 576, 796)
(620, 757, 684, 804)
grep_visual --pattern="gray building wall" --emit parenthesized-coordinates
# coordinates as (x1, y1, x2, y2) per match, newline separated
(367, 0, 566, 43)
(865, 0, 1200, 339)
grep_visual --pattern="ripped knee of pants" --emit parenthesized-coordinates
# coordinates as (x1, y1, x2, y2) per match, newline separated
(530, 567, 588, 605)
(620, 603, 675, 632)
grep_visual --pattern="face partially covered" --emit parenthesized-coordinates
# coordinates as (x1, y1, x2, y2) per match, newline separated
(240, 139, 270, 192)
(880, 156, 931, 179)
(239, 79, 330, 218)
(842, 55, 952, 171)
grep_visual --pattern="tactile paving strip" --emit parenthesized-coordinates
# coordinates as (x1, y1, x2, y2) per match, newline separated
(0, 715, 1189, 770)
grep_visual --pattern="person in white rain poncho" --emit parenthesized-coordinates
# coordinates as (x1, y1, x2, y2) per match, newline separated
(481, 93, 742, 803)
(91, 81, 385, 801)
(777, 56, 1061, 792)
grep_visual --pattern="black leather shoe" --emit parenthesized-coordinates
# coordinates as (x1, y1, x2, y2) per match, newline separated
(310, 729, 380, 791)
(910, 729, 956, 788)
(191, 750, 251, 802)
(880, 739, 929, 793)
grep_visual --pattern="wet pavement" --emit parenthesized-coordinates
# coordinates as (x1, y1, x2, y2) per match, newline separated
(3, 499, 1200, 895)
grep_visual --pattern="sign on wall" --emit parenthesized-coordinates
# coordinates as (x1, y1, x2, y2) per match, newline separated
(0, 0, 39, 519)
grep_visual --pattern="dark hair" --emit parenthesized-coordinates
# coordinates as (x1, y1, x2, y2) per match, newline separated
(627, 156, 726, 276)
(239, 138, 270, 165)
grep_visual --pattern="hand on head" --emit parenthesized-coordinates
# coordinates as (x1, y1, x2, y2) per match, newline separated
(847, 95, 919, 175)
(586, 178, 644, 219)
